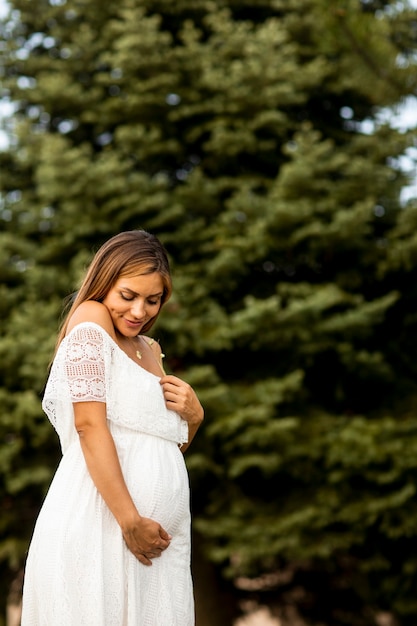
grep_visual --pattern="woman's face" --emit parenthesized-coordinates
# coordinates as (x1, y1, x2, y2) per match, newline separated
(102, 272, 164, 337)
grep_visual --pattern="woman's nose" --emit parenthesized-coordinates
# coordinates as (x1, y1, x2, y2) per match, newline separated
(131, 299, 145, 319)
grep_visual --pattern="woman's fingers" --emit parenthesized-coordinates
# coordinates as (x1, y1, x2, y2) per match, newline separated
(160, 376, 203, 423)
(159, 526, 172, 542)
(137, 554, 152, 566)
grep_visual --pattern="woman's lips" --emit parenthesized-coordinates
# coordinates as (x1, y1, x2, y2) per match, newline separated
(124, 318, 144, 328)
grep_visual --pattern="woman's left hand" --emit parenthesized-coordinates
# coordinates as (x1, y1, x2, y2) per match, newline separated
(159, 375, 204, 426)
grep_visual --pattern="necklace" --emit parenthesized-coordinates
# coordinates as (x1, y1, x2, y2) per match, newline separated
(134, 335, 145, 359)
(123, 335, 166, 374)
(134, 336, 155, 360)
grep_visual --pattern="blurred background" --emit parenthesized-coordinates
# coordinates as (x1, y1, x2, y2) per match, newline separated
(1, 1, 417, 624)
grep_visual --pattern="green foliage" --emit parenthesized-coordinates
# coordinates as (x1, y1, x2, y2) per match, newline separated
(1, 0, 417, 623)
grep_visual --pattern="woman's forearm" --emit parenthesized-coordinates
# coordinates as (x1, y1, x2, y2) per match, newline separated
(180, 411, 204, 454)
(74, 402, 139, 529)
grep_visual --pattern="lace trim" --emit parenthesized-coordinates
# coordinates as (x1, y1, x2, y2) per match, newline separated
(64, 327, 107, 402)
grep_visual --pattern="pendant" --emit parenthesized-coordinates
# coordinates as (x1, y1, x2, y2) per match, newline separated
(136, 350, 142, 359)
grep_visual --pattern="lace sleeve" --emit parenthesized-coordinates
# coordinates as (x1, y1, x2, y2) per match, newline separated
(64, 324, 108, 403)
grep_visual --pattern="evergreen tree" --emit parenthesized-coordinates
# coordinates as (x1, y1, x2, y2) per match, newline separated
(1, 0, 416, 623)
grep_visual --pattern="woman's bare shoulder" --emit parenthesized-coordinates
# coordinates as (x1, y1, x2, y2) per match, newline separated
(66, 301, 116, 339)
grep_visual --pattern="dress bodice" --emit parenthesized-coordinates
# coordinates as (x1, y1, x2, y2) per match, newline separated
(42, 322, 188, 453)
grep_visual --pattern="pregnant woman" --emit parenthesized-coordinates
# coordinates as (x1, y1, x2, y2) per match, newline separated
(21, 230, 204, 625)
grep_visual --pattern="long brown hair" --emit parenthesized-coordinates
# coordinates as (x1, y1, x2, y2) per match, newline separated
(56, 230, 172, 350)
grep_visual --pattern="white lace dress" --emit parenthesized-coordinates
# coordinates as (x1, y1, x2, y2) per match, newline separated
(21, 322, 194, 626)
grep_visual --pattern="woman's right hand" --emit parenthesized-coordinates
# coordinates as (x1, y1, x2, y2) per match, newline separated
(122, 516, 172, 566)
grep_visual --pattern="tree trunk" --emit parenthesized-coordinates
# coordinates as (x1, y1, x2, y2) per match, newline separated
(193, 533, 240, 626)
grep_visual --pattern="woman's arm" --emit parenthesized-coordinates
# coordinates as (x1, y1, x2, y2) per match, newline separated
(159, 375, 204, 453)
(74, 401, 171, 565)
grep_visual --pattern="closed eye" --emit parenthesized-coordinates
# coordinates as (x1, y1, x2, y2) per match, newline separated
(120, 292, 160, 305)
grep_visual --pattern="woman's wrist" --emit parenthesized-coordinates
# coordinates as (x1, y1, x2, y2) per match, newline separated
(118, 508, 142, 532)
(188, 407, 204, 425)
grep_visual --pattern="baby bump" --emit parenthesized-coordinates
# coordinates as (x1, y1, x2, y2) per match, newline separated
(113, 429, 191, 533)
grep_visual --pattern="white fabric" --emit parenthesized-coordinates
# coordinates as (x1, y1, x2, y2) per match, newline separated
(21, 322, 193, 626)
